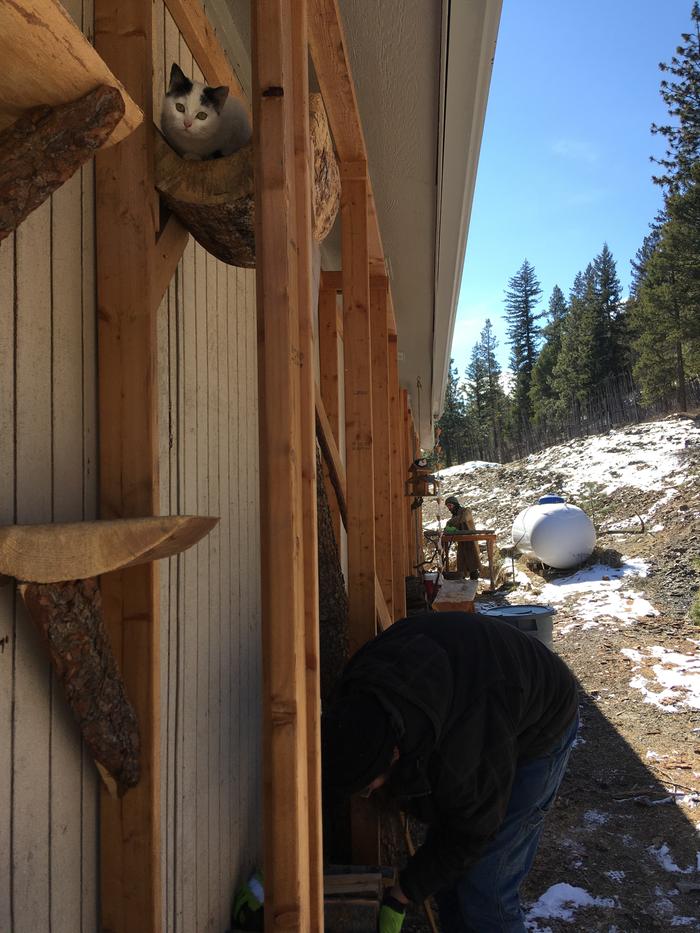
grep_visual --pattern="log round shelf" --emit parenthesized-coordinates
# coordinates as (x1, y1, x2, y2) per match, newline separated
(154, 92, 340, 267)
(0, 515, 219, 583)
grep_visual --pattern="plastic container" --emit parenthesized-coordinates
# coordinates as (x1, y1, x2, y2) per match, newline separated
(511, 497, 596, 569)
(479, 604, 555, 650)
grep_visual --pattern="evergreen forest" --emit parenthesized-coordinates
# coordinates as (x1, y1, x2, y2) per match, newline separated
(436, 2, 700, 467)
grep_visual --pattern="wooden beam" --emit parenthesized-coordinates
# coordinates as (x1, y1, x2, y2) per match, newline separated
(252, 1, 312, 928)
(402, 390, 412, 577)
(152, 214, 189, 309)
(370, 280, 393, 616)
(308, 0, 386, 272)
(388, 338, 406, 620)
(291, 3, 324, 927)
(341, 172, 375, 658)
(375, 574, 392, 634)
(315, 383, 347, 529)
(163, 0, 248, 111)
(94, 0, 160, 927)
(317, 286, 342, 544)
(319, 270, 397, 336)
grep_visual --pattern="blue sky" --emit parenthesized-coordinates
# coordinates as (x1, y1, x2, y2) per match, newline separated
(452, 0, 694, 372)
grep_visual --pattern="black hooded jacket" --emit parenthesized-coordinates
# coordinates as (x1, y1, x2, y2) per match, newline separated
(337, 611, 578, 903)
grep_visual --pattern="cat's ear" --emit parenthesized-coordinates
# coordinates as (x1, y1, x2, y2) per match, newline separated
(203, 85, 230, 113)
(167, 63, 192, 96)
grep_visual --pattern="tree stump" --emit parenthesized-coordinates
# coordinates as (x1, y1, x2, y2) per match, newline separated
(154, 93, 340, 267)
(0, 85, 125, 242)
(19, 578, 140, 797)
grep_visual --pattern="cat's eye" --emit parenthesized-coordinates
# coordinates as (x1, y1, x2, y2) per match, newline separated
(175, 103, 185, 113)
(196, 112, 208, 120)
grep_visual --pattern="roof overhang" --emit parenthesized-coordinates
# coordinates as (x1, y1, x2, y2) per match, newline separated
(339, 0, 501, 446)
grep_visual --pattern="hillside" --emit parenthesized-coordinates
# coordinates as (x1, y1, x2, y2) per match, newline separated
(420, 415, 700, 931)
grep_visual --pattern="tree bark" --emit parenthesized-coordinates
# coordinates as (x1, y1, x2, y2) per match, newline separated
(19, 578, 140, 797)
(0, 85, 125, 241)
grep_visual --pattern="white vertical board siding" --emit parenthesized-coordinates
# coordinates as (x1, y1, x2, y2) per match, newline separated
(156, 254, 262, 933)
(0, 2, 99, 928)
(154, 9, 262, 930)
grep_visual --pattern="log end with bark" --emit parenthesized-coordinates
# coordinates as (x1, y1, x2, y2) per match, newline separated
(0, 85, 125, 242)
(20, 578, 140, 796)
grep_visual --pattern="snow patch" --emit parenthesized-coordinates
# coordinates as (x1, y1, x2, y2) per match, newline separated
(525, 883, 617, 926)
(623, 647, 700, 712)
(648, 844, 697, 874)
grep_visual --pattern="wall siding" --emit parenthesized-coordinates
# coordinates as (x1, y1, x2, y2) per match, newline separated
(154, 8, 263, 930)
(0, 4, 99, 928)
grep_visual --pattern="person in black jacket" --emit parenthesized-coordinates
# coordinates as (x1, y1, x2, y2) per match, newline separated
(321, 611, 579, 933)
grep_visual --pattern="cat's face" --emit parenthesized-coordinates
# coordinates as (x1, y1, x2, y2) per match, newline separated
(163, 63, 229, 142)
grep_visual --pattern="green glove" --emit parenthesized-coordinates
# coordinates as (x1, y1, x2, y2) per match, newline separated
(377, 892, 406, 933)
(232, 871, 264, 931)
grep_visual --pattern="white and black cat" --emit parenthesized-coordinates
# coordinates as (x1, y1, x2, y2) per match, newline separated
(161, 63, 251, 160)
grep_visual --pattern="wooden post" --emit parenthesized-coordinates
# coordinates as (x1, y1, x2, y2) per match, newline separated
(318, 284, 342, 545)
(402, 391, 413, 577)
(341, 164, 379, 865)
(341, 164, 375, 657)
(291, 2, 324, 928)
(388, 338, 406, 620)
(252, 1, 315, 928)
(370, 279, 393, 617)
(94, 0, 160, 928)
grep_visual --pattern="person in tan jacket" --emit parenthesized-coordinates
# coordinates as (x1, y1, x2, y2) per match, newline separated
(444, 495, 481, 580)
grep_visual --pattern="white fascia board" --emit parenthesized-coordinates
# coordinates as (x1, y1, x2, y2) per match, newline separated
(431, 0, 502, 429)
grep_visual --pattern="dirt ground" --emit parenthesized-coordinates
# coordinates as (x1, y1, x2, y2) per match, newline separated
(388, 417, 700, 931)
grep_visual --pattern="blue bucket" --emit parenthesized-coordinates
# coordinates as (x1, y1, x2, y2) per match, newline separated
(479, 604, 555, 650)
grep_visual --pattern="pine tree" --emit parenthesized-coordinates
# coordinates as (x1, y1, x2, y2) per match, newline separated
(436, 359, 468, 466)
(592, 243, 629, 375)
(630, 225, 663, 298)
(479, 319, 508, 459)
(462, 320, 508, 461)
(530, 285, 568, 426)
(551, 266, 597, 421)
(651, 1, 700, 193)
(504, 259, 543, 428)
(464, 347, 489, 459)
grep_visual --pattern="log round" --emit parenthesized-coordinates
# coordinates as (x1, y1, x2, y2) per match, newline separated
(154, 92, 340, 267)
(0, 515, 218, 583)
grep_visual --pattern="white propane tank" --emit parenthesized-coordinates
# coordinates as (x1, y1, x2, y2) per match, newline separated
(511, 495, 596, 569)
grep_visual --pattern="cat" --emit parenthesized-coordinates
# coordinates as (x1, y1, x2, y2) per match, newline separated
(161, 63, 251, 160)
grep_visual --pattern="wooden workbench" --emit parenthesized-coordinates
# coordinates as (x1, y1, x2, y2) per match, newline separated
(427, 530, 498, 590)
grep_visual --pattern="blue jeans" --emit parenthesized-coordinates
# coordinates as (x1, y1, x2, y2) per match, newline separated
(434, 713, 579, 933)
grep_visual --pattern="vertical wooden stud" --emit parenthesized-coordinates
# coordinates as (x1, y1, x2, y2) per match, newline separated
(370, 279, 393, 616)
(402, 391, 413, 577)
(318, 285, 342, 544)
(341, 167, 375, 657)
(94, 1, 160, 930)
(291, 2, 324, 928)
(341, 168, 379, 864)
(252, 0, 314, 928)
(388, 337, 406, 620)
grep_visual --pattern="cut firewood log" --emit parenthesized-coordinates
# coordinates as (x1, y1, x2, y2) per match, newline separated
(0, 515, 218, 584)
(309, 92, 341, 242)
(19, 578, 139, 797)
(0, 85, 125, 242)
(154, 92, 340, 266)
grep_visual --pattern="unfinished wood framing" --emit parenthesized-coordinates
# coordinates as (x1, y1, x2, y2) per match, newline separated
(94, 0, 160, 927)
(370, 278, 393, 616)
(402, 391, 413, 577)
(341, 168, 375, 658)
(291, 2, 324, 926)
(163, 0, 248, 109)
(388, 337, 407, 620)
(318, 283, 342, 543)
(253, 0, 318, 927)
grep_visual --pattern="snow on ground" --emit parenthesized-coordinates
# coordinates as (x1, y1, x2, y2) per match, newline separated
(432, 419, 700, 538)
(621, 644, 700, 712)
(524, 883, 617, 928)
(506, 558, 660, 633)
